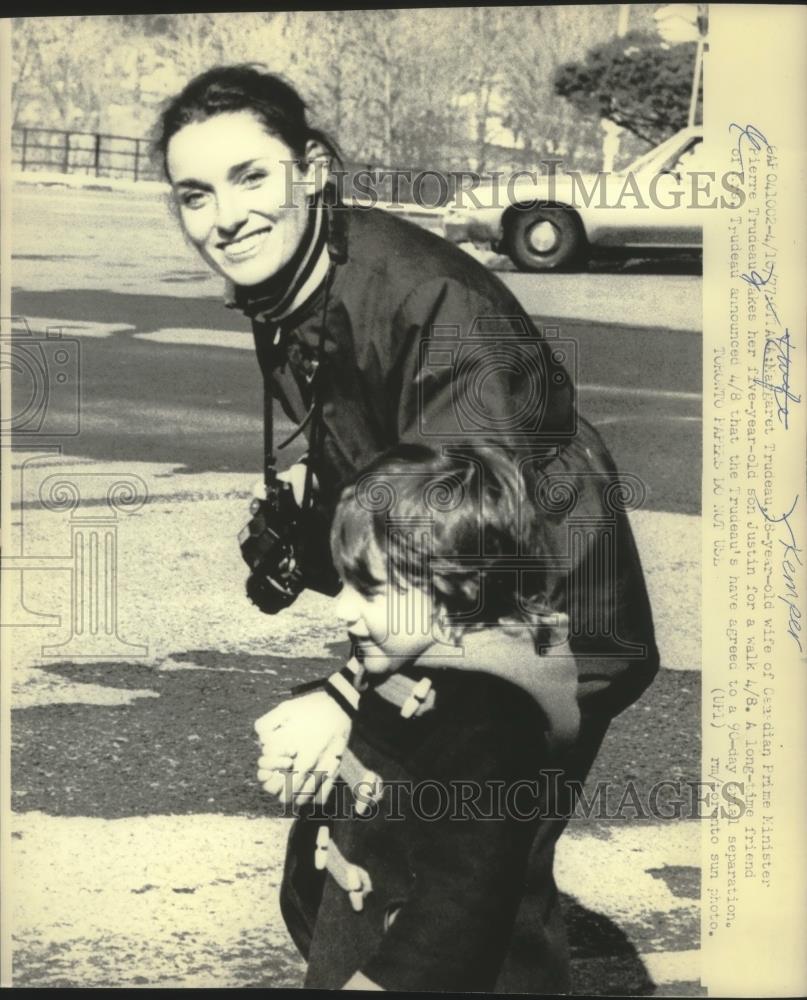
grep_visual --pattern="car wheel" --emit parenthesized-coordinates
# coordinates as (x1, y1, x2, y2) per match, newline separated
(505, 206, 586, 272)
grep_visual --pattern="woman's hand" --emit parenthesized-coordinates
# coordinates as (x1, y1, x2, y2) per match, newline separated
(252, 463, 317, 508)
(255, 690, 351, 806)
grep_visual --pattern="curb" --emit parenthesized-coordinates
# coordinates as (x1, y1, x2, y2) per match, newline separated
(13, 169, 169, 195)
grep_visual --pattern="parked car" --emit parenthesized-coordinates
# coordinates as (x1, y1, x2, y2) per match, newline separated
(444, 127, 715, 271)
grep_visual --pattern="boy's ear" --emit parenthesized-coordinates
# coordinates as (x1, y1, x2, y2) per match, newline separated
(300, 140, 331, 194)
(433, 606, 461, 647)
(432, 574, 480, 610)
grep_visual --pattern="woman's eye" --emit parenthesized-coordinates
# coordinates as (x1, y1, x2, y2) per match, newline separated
(242, 170, 267, 187)
(179, 190, 208, 210)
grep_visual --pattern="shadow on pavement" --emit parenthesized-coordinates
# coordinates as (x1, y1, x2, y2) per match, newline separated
(565, 893, 654, 995)
(12, 650, 344, 818)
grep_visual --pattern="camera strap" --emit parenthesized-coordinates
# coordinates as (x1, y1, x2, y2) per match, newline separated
(260, 191, 346, 504)
(261, 259, 337, 513)
(299, 262, 336, 513)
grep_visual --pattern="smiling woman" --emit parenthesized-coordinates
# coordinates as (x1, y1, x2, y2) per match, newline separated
(154, 64, 660, 993)
(165, 115, 323, 285)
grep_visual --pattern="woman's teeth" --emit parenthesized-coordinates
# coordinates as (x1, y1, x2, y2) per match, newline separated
(223, 229, 271, 259)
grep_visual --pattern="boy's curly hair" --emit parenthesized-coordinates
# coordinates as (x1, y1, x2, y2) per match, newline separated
(331, 444, 555, 633)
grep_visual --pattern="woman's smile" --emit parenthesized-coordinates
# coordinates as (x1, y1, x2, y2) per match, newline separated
(218, 225, 274, 262)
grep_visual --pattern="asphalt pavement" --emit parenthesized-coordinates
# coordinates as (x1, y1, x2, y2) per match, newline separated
(7, 182, 704, 992)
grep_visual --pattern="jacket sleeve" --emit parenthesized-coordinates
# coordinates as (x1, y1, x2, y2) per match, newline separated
(388, 276, 569, 454)
(360, 703, 543, 992)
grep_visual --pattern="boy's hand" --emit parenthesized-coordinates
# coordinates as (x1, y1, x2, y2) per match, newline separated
(255, 690, 350, 806)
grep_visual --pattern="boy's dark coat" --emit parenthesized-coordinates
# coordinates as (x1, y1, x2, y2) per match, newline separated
(304, 668, 550, 991)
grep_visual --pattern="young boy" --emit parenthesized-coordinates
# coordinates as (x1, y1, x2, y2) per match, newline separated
(275, 444, 579, 992)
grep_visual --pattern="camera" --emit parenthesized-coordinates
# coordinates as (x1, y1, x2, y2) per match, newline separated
(238, 472, 341, 614)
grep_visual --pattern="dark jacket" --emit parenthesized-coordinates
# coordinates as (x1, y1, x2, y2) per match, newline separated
(304, 666, 550, 992)
(251, 205, 574, 496)
(245, 206, 660, 713)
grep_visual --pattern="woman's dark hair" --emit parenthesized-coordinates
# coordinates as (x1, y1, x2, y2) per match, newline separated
(155, 63, 341, 179)
(331, 444, 554, 632)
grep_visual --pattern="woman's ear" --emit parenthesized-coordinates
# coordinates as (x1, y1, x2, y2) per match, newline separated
(300, 140, 331, 194)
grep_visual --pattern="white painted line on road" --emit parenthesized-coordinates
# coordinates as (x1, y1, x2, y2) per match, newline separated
(11, 812, 301, 989)
(595, 415, 702, 427)
(11, 812, 700, 989)
(9, 453, 698, 684)
(14, 322, 704, 409)
(20, 317, 135, 338)
(13, 681, 159, 710)
(502, 272, 703, 334)
(557, 821, 699, 915)
(134, 328, 254, 350)
(131, 333, 706, 396)
(628, 510, 700, 672)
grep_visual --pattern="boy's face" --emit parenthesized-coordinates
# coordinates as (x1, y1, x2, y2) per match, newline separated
(334, 545, 436, 675)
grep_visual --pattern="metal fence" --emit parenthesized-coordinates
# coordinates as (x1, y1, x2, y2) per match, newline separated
(10, 125, 478, 203)
(11, 126, 161, 182)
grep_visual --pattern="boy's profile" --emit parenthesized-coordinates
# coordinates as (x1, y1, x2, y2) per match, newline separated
(272, 444, 580, 992)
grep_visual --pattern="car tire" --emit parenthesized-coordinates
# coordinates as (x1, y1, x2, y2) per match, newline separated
(504, 206, 586, 272)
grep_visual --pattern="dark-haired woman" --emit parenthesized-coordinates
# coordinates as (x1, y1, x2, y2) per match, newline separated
(158, 65, 660, 993)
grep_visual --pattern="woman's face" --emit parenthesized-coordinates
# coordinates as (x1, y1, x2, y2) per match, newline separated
(166, 110, 323, 286)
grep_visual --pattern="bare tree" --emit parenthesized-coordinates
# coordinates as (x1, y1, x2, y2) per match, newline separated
(497, 5, 625, 166)
(12, 17, 115, 129)
(11, 9, 640, 176)
(281, 10, 373, 158)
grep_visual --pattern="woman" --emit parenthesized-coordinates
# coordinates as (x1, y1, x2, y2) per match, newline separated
(157, 64, 659, 992)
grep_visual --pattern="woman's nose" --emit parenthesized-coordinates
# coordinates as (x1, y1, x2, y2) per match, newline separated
(214, 192, 248, 236)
